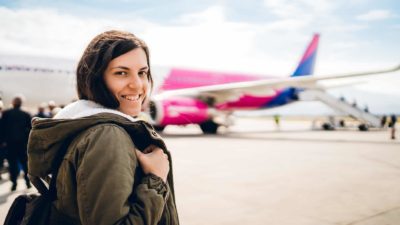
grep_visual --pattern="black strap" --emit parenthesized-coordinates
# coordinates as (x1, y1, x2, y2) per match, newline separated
(48, 135, 75, 200)
(29, 135, 75, 200)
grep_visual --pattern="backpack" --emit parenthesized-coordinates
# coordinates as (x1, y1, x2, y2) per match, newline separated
(4, 190, 52, 225)
(3, 136, 76, 225)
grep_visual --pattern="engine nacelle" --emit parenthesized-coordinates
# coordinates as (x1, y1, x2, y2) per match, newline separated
(149, 98, 209, 126)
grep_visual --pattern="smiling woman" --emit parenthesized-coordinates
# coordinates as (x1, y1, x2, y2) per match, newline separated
(25, 30, 180, 225)
(76, 31, 153, 114)
(104, 48, 150, 116)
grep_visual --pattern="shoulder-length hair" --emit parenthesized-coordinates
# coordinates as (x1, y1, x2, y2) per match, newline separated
(76, 30, 153, 109)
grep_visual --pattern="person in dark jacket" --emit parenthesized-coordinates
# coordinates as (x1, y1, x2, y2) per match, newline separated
(1, 96, 32, 191)
(28, 30, 179, 225)
(381, 115, 387, 128)
(389, 114, 397, 140)
(34, 102, 50, 118)
(0, 100, 6, 179)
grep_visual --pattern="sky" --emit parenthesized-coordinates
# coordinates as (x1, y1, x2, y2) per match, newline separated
(0, 0, 399, 113)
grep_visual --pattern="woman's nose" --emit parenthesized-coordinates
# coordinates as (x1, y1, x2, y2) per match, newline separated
(128, 74, 142, 89)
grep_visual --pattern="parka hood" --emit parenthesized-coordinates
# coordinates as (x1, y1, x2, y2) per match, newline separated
(53, 100, 140, 122)
(28, 100, 163, 178)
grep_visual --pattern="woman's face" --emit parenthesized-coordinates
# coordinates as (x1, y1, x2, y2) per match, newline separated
(104, 48, 149, 116)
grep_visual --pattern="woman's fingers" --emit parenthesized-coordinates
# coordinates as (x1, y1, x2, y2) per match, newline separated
(135, 149, 143, 158)
(143, 144, 156, 154)
(135, 147, 169, 182)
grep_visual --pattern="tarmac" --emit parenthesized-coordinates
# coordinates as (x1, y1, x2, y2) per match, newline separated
(0, 118, 399, 225)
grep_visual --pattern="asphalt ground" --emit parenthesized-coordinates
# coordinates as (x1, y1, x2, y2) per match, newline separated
(0, 118, 399, 225)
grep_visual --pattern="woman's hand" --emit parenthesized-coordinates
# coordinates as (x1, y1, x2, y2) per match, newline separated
(135, 145, 169, 182)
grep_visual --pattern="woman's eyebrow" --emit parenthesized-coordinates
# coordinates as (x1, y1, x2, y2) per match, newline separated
(139, 66, 149, 71)
(111, 66, 130, 70)
(111, 66, 148, 71)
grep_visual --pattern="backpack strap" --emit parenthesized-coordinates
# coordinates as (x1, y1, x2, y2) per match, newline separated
(29, 135, 76, 200)
(28, 175, 49, 195)
(48, 135, 76, 200)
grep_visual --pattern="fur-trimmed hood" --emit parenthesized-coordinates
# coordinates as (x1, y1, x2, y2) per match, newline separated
(54, 100, 140, 122)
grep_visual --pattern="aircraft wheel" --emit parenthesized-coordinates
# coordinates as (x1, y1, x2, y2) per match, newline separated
(200, 120, 219, 134)
(322, 123, 334, 131)
(358, 124, 369, 131)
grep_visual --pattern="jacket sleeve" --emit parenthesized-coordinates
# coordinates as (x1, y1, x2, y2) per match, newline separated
(75, 124, 168, 225)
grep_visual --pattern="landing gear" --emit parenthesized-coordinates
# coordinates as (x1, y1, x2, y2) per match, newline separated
(358, 124, 369, 131)
(322, 122, 335, 131)
(199, 120, 219, 134)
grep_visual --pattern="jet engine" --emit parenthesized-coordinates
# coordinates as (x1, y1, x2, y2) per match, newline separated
(149, 97, 210, 126)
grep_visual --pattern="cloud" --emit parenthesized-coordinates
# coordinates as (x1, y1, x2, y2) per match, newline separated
(259, 0, 368, 38)
(356, 73, 400, 97)
(176, 5, 226, 25)
(0, 4, 399, 98)
(0, 6, 267, 73)
(0, 4, 398, 77)
(144, 6, 265, 73)
(263, 0, 335, 19)
(0, 7, 155, 59)
(356, 9, 393, 21)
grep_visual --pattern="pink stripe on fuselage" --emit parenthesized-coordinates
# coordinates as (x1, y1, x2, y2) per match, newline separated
(159, 68, 283, 110)
(159, 68, 264, 91)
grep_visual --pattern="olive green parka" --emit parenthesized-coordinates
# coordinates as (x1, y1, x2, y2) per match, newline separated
(27, 100, 179, 225)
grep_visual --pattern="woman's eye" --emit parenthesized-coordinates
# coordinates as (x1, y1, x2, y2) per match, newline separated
(115, 71, 128, 76)
(139, 71, 148, 77)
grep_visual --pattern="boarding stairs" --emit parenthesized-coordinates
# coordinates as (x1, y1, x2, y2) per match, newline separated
(299, 89, 381, 128)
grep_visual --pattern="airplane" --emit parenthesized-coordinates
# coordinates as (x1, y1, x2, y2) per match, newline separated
(0, 34, 399, 133)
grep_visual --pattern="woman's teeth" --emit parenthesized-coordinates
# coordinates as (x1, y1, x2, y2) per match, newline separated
(122, 95, 140, 101)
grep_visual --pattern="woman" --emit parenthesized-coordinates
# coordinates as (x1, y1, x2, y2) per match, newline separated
(27, 30, 179, 225)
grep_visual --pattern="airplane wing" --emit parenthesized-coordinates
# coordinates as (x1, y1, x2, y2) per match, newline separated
(154, 63, 400, 103)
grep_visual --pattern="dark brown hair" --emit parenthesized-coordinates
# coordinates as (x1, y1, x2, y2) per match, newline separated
(76, 30, 153, 109)
(12, 96, 22, 109)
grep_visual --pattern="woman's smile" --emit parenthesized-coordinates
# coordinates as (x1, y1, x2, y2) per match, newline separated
(121, 94, 141, 102)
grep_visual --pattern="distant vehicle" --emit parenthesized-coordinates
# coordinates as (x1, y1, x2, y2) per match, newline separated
(1, 34, 399, 133)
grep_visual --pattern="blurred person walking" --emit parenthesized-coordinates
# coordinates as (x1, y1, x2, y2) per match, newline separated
(34, 102, 50, 118)
(0, 100, 7, 179)
(48, 100, 57, 117)
(1, 96, 32, 191)
(389, 114, 397, 140)
(381, 115, 387, 128)
(273, 114, 281, 130)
